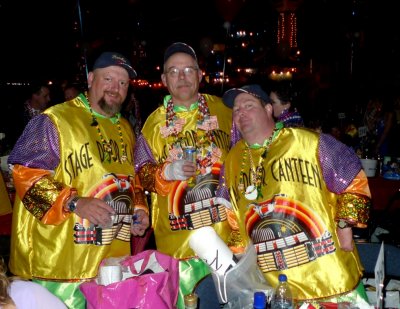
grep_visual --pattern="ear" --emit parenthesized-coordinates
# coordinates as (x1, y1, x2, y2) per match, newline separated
(197, 69, 203, 83)
(265, 102, 273, 114)
(87, 72, 94, 87)
(161, 73, 167, 87)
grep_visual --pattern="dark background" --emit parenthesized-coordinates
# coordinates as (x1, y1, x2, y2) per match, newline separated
(1, 0, 399, 82)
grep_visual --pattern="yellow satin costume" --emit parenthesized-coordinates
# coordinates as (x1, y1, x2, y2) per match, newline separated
(9, 94, 147, 308)
(138, 94, 232, 308)
(223, 127, 370, 302)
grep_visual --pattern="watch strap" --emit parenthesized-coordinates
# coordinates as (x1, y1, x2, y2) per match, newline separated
(337, 219, 352, 229)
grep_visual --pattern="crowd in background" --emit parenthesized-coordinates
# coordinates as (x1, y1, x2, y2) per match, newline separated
(2, 78, 400, 161)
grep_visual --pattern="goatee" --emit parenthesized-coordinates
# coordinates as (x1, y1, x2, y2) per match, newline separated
(98, 97, 121, 116)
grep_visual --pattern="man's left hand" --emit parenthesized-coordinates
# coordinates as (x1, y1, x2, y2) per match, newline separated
(130, 209, 150, 236)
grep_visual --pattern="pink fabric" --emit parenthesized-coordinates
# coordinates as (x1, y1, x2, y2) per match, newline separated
(80, 250, 179, 309)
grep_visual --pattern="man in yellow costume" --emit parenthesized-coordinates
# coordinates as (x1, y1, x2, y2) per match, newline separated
(8, 52, 149, 308)
(218, 84, 371, 305)
(135, 42, 235, 308)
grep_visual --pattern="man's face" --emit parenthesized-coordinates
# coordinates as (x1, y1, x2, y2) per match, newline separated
(232, 92, 269, 137)
(161, 52, 202, 106)
(34, 86, 51, 111)
(88, 66, 130, 117)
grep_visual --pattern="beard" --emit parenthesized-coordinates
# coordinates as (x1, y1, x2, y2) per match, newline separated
(98, 96, 122, 116)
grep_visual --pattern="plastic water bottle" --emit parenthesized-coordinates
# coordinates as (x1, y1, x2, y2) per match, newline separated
(271, 274, 293, 309)
(253, 291, 267, 309)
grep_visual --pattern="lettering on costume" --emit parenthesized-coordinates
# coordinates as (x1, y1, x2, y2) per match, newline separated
(64, 142, 93, 184)
(213, 130, 230, 152)
(96, 140, 132, 164)
(271, 157, 322, 189)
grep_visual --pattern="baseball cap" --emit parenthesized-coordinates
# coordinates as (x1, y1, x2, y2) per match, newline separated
(222, 84, 271, 108)
(164, 42, 197, 63)
(93, 52, 137, 79)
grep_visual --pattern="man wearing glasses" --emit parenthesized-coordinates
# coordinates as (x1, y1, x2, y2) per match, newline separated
(135, 42, 237, 308)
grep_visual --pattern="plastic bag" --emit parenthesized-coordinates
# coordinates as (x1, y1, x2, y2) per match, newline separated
(211, 244, 273, 308)
(80, 250, 179, 309)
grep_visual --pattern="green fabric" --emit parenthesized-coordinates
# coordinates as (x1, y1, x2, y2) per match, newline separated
(33, 279, 86, 309)
(176, 258, 211, 309)
(163, 94, 198, 111)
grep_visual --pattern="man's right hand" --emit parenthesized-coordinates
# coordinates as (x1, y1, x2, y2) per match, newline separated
(163, 160, 196, 181)
(73, 197, 115, 227)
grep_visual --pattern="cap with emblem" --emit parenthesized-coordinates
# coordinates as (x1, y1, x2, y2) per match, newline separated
(93, 52, 137, 79)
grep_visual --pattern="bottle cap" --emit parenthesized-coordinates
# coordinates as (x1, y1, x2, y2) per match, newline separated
(278, 274, 287, 282)
(254, 291, 266, 308)
(184, 293, 198, 306)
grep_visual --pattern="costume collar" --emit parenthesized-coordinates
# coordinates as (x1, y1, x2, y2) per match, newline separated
(247, 122, 284, 149)
(79, 93, 121, 124)
(163, 94, 198, 112)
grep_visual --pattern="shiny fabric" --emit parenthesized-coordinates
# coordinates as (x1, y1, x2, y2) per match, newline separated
(9, 94, 145, 308)
(33, 280, 85, 309)
(136, 94, 232, 257)
(223, 127, 371, 301)
(135, 94, 233, 308)
(176, 259, 210, 309)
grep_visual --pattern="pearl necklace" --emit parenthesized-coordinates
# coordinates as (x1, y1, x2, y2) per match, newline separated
(238, 122, 283, 200)
(86, 96, 127, 163)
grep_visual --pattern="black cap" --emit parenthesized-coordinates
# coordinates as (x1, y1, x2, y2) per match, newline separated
(222, 84, 271, 108)
(93, 52, 137, 79)
(164, 42, 197, 63)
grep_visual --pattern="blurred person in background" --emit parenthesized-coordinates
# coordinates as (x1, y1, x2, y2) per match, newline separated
(23, 80, 51, 125)
(62, 82, 82, 101)
(122, 90, 142, 138)
(363, 92, 395, 158)
(268, 80, 304, 128)
(7, 51, 149, 308)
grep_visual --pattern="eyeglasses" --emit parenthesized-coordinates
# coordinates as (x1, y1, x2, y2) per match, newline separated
(165, 66, 198, 78)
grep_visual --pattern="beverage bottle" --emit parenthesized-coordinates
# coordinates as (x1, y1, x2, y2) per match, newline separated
(270, 274, 293, 309)
(253, 291, 266, 309)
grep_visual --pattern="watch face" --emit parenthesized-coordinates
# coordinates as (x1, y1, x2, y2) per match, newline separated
(68, 197, 79, 212)
(338, 220, 348, 229)
(68, 201, 76, 212)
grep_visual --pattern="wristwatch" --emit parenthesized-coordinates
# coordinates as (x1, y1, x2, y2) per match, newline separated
(337, 219, 352, 229)
(67, 196, 80, 212)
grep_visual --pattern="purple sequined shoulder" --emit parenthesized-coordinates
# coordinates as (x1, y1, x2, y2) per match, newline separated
(8, 114, 60, 170)
(134, 134, 157, 173)
(319, 133, 362, 193)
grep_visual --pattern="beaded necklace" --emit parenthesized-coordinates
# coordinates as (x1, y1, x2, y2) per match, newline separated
(238, 122, 283, 200)
(162, 94, 221, 175)
(86, 96, 127, 163)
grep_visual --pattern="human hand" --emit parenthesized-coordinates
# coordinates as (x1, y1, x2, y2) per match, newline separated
(130, 209, 150, 236)
(336, 227, 354, 251)
(73, 197, 115, 227)
(163, 160, 196, 181)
